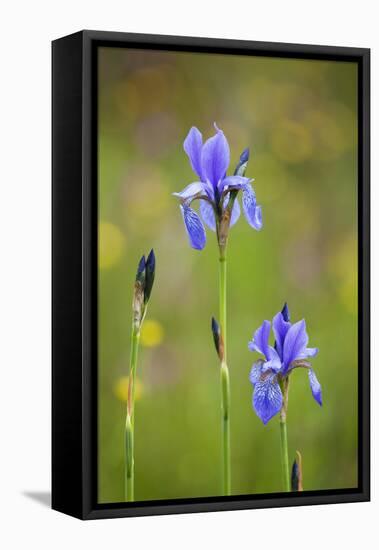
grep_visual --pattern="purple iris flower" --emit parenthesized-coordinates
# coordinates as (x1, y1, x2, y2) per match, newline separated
(173, 124, 262, 250)
(249, 303, 322, 425)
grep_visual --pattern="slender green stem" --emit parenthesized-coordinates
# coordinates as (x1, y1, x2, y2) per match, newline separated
(219, 255, 227, 361)
(125, 325, 140, 502)
(219, 251, 231, 495)
(279, 417, 290, 491)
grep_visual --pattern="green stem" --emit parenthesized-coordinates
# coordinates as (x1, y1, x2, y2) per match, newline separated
(280, 417, 290, 492)
(219, 252, 231, 495)
(219, 254, 227, 360)
(279, 377, 290, 492)
(125, 325, 140, 502)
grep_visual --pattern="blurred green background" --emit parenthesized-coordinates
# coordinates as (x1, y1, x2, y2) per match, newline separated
(98, 47, 358, 503)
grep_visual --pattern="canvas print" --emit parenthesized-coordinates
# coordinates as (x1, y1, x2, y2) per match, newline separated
(97, 47, 358, 503)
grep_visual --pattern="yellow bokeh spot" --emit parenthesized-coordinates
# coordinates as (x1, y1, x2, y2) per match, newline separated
(328, 235, 358, 314)
(98, 221, 125, 270)
(271, 120, 313, 164)
(338, 274, 358, 315)
(140, 319, 164, 348)
(304, 103, 357, 161)
(113, 375, 143, 403)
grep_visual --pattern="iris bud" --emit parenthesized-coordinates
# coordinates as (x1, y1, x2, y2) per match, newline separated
(291, 451, 303, 491)
(144, 249, 156, 304)
(133, 251, 155, 327)
(136, 255, 146, 285)
(211, 317, 224, 361)
(281, 302, 290, 322)
(234, 148, 250, 177)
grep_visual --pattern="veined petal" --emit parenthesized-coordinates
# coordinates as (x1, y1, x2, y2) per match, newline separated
(179, 204, 206, 250)
(248, 320, 271, 360)
(173, 181, 204, 200)
(273, 311, 291, 360)
(249, 359, 264, 385)
(242, 184, 263, 230)
(201, 126, 230, 189)
(308, 368, 322, 406)
(183, 127, 203, 180)
(200, 200, 216, 231)
(253, 372, 283, 425)
(282, 319, 308, 373)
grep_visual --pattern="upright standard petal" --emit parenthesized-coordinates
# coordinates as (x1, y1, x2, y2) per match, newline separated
(248, 320, 271, 359)
(200, 200, 216, 231)
(183, 127, 203, 180)
(179, 204, 206, 250)
(242, 184, 263, 230)
(308, 368, 322, 406)
(201, 126, 230, 188)
(173, 181, 204, 200)
(272, 311, 291, 359)
(282, 319, 308, 373)
(253, 372, 283, 425)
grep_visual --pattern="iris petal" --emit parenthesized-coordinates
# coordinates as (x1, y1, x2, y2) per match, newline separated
(179, 204, 206, 250)
(249, 360, 264, 385)
(263, 346, 282, 373)
(253, 372, 283, 425)
(242, 184, 263, 230)
(173, 181, 204, 200)
(200, 200, 216, 231)
(303, 347, 319, 358)
(201, 126, 230, 189)
(282, 319, 308, 373)
(221, 194, 241, 227)
(272, 311, 291, 359)
(230, 197, 241, 226)
(183, 127, 203, 180)
(248, 320, 271, 359)
(219, 175, 251, 194)
(308, 368, 322, 406)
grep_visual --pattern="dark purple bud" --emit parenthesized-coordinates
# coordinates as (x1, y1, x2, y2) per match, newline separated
(281, 302, 290, 322)
(211, 317, 224, 361)
(133, 255, 146, 327)
(240, 148, 250, 164)
(234, 148, 250, 176)
(144, 249, 155, 303)
(291, 460, 299, 491)
(291, 451, 303, 491)
(136, 255, 146, 285)
(146, 248, 155, 273)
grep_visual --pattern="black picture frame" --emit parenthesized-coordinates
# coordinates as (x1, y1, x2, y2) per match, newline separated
(52, 30, 370, 520)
